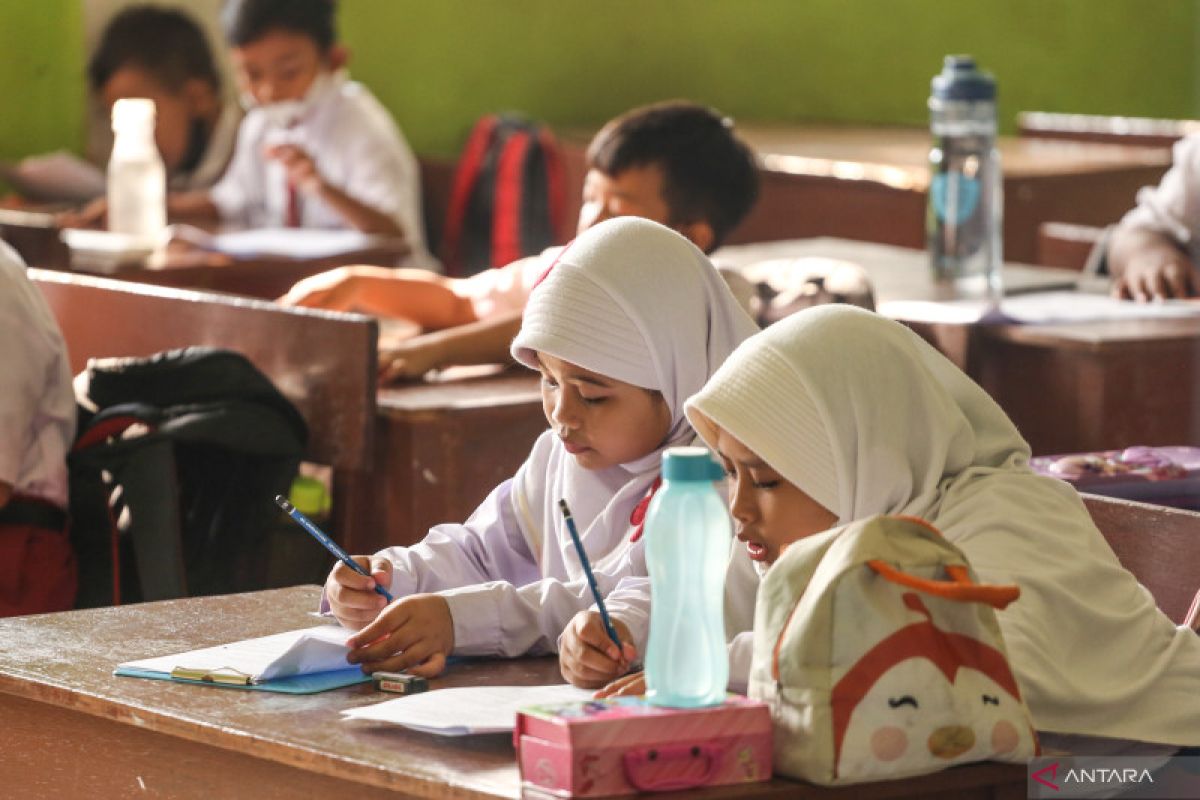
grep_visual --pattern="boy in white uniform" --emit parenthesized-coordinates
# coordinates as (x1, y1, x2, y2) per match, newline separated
(171, 0, 431, 265)
(0, 242, 77, 616)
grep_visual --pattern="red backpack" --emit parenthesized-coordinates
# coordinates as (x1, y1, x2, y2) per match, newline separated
(441, 114, 567, 277)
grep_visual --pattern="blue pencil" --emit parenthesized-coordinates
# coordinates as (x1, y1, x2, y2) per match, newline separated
(274, 495, 394, 603)
(558, 499, 623, 651)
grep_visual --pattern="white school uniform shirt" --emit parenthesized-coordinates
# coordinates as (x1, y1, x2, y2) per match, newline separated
(686, 303, 1200, 746)
(1119, 132, 1200, 260)
(210, 71, 432, 266)
(362, 218, 757, 657)
(0, 242, 75, 508)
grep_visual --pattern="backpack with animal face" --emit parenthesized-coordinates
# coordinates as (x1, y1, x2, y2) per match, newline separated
(750, 515, 1038, 785)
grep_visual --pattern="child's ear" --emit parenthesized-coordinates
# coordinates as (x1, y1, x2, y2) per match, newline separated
(326, 44, 350, 72)
(675, 221, 715, 254)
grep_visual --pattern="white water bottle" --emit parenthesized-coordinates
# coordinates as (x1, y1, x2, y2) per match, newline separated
(107, 98, 166, 241)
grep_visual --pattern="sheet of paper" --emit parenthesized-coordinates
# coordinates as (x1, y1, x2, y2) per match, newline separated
(117, 624, 355, 683)
(343, 684, 595, 735)
(879, 291, 1200, 325)
(0, 151, 106, 202)
(206, 228, 386, 259)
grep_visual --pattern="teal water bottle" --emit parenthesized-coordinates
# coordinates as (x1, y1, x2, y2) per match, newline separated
(643, 446, 731, 708)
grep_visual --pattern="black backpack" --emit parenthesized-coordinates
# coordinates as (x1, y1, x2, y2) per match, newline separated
(69, 347, 308, 606)
(441, 114, 567, 276)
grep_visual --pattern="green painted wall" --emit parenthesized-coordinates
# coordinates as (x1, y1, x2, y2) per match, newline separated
(0, 0, 85, 160)
(0, 0, 1196, 161)
(342, 0, 1200, 156)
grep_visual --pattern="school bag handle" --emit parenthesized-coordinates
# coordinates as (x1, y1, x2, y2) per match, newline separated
(862, 516, 1019, 609)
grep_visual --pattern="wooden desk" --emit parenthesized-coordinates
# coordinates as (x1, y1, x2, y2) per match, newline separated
(0, 586, 1026, 799)
(715, 238, 1200, 455)
(562, 123, 1171, 263)
(108, 240, 408, 300)
(0, 210, 408, 300)
(343, 368, 547, 553)
(732, 124, 1172, 264)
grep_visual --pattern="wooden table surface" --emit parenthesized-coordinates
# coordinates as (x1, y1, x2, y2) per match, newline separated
(739, 123, 1171, 189)
(715, 238, 1200, 455)
(0, 586, 1026, 799)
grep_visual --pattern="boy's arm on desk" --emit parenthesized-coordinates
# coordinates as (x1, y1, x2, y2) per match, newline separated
(380, 312, 522, 382)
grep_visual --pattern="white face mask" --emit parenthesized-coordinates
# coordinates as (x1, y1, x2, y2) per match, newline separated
(241, 69, 340, 128)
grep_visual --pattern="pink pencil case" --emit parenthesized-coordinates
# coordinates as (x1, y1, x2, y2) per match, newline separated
(515, 694, 772, 797)
(1030, 446, 1200, 508)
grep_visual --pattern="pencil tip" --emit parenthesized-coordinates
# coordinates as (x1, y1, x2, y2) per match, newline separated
(558, 498, 571, 517)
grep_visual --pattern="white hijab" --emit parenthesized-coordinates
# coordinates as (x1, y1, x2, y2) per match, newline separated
(509, 217, 758, 579)
(686, 304, 1200, 745)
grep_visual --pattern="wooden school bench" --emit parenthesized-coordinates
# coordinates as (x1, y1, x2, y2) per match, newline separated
(347, 367, 546, 551)
(29, 269, 381, 555)
(0, 585, 1027, 799)
(1081, 494, 1200, 625)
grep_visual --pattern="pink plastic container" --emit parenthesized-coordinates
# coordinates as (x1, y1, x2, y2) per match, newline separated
(1030, 446, 1200, 509)
(515, 695, 772, 797)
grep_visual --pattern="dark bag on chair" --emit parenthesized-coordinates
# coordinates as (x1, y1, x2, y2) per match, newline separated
(441, 113, 567, 277)
(69, 347, 307, 606)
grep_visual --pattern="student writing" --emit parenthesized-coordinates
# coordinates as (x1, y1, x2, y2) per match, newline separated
(324, 217, 758, 678)
(584, 305, 1200, 752)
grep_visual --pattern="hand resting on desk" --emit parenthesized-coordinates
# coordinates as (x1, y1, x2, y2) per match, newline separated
(345, 594, 454, 678)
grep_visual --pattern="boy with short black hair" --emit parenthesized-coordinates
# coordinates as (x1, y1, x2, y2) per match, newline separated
(171, 0, 430, 263)
(281, 100, 759, 378)
(88, 5, 238, 191)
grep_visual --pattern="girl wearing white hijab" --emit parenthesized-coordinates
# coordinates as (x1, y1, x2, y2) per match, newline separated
(675, 304, 1200, 748)
(326, 217, 758, 678)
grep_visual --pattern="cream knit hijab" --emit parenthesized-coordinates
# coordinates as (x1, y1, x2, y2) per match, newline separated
(509, 217, 758, 578)
(686, 304, 1200, 744)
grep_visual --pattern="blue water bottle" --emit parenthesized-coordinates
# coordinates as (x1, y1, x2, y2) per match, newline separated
(643, 446, 731, 708)
(927, 55, 1003, 302)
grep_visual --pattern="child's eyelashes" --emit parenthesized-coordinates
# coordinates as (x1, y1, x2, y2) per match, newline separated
(722, 465, 780, 490)
(580, 395, 608, 406)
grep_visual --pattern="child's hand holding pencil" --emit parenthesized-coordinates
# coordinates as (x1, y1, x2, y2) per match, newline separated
(559, 609, 637, 688)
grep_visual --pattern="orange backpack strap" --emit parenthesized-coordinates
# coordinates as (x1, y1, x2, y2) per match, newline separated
(866, 559, 1019, 609)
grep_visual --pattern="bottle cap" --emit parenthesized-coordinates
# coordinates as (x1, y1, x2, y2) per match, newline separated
(288, 475, 331, 517)
(662, 446, 724, 482)
(111, 97, 156, 133)
(931, 55, 996, 102)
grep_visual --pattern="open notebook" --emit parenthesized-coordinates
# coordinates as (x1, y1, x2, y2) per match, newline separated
(115, 624, 370, 694)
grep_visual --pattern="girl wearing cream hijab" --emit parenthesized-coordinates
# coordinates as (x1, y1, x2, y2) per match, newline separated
(672, 304, 1200, 748)
(325, 217, 758, 678)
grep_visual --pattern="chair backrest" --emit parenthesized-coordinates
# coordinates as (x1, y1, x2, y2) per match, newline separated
(1018, 111, 1200, 148)
(1035, 221, 1106, 272)
(1082, 493, 1200, 624)
(30, 268, 377, 472)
